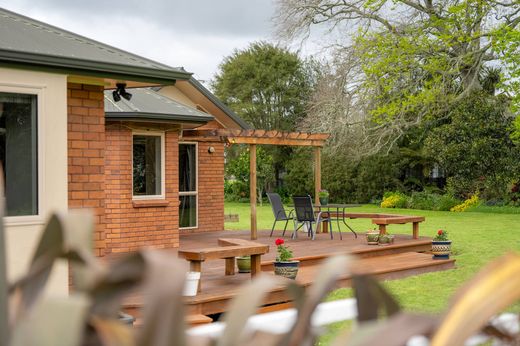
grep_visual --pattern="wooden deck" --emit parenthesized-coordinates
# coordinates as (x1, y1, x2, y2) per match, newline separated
(122, 229, 455, 319)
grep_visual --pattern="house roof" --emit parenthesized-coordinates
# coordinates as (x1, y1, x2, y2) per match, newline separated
(0, 7, 191, 83)
(104, 88, 214, 124)
(187, 78, 251, 129)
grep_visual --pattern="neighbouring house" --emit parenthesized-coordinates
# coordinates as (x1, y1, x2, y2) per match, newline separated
(0, 7, 249, 294)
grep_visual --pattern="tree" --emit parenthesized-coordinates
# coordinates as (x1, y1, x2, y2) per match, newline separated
(275, 0, 520, 154)
(225, 146, 275, 205)
(214, 42, 316, 189)
(424, 91, 519, 199)
(213, 41, 314, 131)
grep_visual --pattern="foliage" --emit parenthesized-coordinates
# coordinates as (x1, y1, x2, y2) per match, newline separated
(318, 189, 329, 198)
(225, 146, 275, 204)
(381, 192, 408, 208)
(275, 238, 294, 262)
(433, 229, 449, 241)
(275, 0, 520, 155)
(451, 194, 481, 212)
(424, 91, 519, 200)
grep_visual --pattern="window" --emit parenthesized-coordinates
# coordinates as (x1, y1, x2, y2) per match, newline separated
(133, 133, 164, 198)
(0, 92, 38, 216)
(179, 143, 197, 228)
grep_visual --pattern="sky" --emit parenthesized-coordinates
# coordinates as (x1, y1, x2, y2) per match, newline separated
(0, 0, 278, 84)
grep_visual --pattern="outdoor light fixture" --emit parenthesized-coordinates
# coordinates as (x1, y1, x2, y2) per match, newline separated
(112, 83, 132, 102)
(208, 146, 215, 154)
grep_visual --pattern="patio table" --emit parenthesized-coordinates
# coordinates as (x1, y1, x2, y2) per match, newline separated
(316, 204, 360, 238)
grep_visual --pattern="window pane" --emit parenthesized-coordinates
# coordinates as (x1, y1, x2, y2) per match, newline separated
(179, 144, 196, 192)
(0, 92, 38, 216)
(133, 135, 161, 196)
(180, 195, 197, 228)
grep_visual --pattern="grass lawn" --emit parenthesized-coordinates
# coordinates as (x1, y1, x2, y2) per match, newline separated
(225, 202, 520, 343)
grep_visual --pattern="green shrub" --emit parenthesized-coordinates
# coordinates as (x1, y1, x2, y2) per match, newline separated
(436, 194, 461, 211)
(408, 192, 437, 210)
(224, 180, 248, 201)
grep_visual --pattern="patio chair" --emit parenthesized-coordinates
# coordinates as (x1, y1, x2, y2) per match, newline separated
(267, 192, 294, 237)
(291, 195, 333, 240)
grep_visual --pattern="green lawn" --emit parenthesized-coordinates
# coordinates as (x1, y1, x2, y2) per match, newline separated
(224, 202, 520, 325)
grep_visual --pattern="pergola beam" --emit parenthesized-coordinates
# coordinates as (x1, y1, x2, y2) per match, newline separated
(182, 129, 329, 147)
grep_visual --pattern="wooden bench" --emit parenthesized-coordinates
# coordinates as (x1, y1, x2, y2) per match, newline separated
(372, 215, 425, 239)
(178, 238, 269, 292)
(328, 212, 425, 239)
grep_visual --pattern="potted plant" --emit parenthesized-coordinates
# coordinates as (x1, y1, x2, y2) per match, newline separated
(319, 189, 330, 205)
(236, 256, 251, 273)
(273, 238, 299, 279)
(432, 229, 452, 259)
(378, 233, 395, 245)
(366, 229, 380, 245)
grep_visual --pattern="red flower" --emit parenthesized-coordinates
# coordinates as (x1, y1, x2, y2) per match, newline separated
(437, 230, 443, 235)
(275, 238, 284, 246)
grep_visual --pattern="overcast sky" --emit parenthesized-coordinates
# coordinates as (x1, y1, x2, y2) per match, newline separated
(0, 0, 278, 83)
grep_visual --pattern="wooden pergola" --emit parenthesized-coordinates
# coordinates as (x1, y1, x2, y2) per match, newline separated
(182, 129, 330, 240)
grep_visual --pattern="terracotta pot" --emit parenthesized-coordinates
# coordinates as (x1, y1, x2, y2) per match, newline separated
(432, 240, 452, 259)
(366, 231, 380, 245)
(274, 260, 299, 279)
(236, 256, 251, 273)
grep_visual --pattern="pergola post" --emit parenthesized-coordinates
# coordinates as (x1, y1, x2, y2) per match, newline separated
(250, 144, 257, 240)
(314, 147, 322, 205)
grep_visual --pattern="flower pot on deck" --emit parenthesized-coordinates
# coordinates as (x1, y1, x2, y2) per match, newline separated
(378, 234, 394, 245)
(183, 271, 201, 296)
(319, 197, 329, 205)
(236, 256, 251, 273)
(432, 240, 452, 259)
(274, 260, 299, 279)
(366, 231, 380, 245)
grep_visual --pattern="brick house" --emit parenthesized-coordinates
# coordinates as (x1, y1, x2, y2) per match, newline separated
(0, 8, 248, 294)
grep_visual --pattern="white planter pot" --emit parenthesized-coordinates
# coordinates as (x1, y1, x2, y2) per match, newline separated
(183, 271, 201, 296)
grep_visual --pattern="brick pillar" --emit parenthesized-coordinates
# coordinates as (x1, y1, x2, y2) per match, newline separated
(67, 83, 106, 257)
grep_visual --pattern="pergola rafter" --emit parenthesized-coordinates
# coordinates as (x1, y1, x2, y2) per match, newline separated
(182, 129, 330, 240)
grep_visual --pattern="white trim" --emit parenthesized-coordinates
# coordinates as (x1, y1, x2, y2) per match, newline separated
(131, 131, 166, 200)
(0, 84, 46, 225)
(188, 298, 358, 338)
(179, 142, 198, 229)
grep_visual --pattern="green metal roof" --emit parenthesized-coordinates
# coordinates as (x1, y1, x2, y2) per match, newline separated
(0, 8, 191, 83)
(188, 77, 251, 129)
(104, 88, 214, 124)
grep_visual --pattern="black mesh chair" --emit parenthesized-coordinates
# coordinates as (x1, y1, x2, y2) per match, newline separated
(292, 195, 333, 240)
(267, 192, 294, 237)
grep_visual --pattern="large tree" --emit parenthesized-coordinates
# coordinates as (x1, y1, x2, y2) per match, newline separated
(212, 41, 313, 131)
(275, 0, 520, 154)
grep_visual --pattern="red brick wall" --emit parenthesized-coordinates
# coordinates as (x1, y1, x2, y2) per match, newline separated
(180, 141, 225, 234)
(67, 83, 106, 257)
(104, 124, 179, 253)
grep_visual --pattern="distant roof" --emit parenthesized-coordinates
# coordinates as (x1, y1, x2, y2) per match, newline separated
(187, 78, 251, 129)
(0, 8, 191, 83)
(104, 88, 214, 124)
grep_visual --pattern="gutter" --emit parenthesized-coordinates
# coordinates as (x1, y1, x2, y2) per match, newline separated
(0, 49, 192, 83)
(105, 111, 214, 124)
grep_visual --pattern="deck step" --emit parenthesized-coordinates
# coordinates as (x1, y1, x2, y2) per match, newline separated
(181, 252, 455, 316)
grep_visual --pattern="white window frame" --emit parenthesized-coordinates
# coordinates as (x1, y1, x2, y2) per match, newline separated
(131, 131, 166, 200)
(179, 142, 198, 229)
(1, 84, 45, 226)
